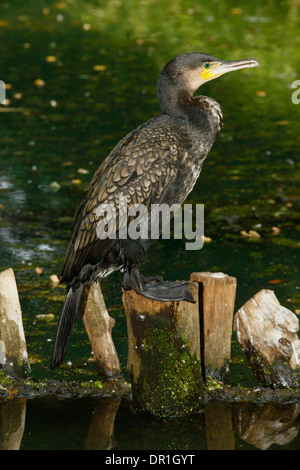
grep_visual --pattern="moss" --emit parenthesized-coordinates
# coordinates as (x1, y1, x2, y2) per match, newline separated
(243, 343, 300, 389)
(205, 376, 224, 392)
(80, 380, 103, 390)
(0, 369, 14, 386)
(132, 323, 203, 418)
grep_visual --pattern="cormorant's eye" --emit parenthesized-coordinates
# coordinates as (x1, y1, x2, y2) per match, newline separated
(204, 63, 210, 69)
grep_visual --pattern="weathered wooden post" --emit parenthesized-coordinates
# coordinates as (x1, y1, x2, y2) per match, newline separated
(234, 289, 300, 387)
(80, 282, 122, 381)
(122, 271, 237, 416)
(122, 281, 203, 417)
(190, 272, 237, 382)
(0, 268, 31, 378)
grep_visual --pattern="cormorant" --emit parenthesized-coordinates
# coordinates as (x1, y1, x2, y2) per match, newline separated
(51, 52, 259, 369)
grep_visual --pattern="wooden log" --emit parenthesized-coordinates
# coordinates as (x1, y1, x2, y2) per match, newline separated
(190, 272, 237, 382)
(80, 283, 122, 381)
(122, 281, 203, 417)
(233, 289, 300, 387)
(0, 268, 31, 378)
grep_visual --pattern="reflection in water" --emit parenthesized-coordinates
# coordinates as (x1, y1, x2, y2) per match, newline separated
(0, 398, 26, 450)
(0, 397, 300, 450)
(233, 402, 300, 450)
(204, 402, 235, 450)
(86, 398, 120, 450)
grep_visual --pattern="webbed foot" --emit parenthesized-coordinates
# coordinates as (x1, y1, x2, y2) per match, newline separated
(123, 267, 195, 303)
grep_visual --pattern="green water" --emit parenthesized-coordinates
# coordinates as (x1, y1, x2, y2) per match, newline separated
(0, 0, 300, 450)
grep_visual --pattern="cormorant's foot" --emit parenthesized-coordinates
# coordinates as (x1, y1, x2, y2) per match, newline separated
(142, 280, 195, 303)
(122, 268, 195, 303)
(141, 274, 163, 284)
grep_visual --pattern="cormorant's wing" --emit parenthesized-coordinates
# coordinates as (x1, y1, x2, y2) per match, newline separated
(60, 116, 188, 284)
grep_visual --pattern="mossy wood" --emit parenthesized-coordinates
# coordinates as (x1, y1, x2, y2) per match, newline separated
(80, 282, 122, 381)
(122, 281, 203, 417)
(0, 268, 31, 379)
(122, 271, 237, 416)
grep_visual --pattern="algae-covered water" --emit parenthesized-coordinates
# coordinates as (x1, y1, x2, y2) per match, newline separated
(0, 0, 300, 450)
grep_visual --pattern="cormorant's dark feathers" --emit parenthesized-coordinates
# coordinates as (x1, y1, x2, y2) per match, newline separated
(51, 52, 225, 368)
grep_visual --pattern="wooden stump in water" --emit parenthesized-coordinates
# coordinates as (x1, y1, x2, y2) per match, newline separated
(233, 289, 300, 387)
(80, 283, 122, 381)
(0, 268, 31, 378)
(122, 281, 202, 417)
(122, 272, 237, 416)
(190, 271, 237, 382)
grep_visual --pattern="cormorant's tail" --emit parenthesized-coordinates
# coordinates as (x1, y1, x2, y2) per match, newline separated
(51, 284, 84, 369)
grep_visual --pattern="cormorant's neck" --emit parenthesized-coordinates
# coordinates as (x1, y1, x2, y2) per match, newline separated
(156, 75, 192, 118)
(157, 74, 223, 137)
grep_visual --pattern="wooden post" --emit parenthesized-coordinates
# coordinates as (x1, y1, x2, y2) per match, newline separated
(190, 272, 237, 382)
(233, 289, 300, 387)
(0, 268, 31, 378)
(80, 283, 122, 381)
(122, 281, 203, 417)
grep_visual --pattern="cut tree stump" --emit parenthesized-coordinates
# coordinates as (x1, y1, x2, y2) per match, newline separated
(0, 268, 31, 378)
(122, 281, 203, 417)
(190, 272, 237, 382)
(233, 289, 300, 388)
(80, 282, 122, 381)
(122, 272, 237, 416)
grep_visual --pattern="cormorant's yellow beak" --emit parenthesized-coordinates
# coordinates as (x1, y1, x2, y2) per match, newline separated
(200, 58, 260, 82)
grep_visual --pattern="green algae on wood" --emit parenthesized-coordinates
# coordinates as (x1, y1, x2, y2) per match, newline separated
(123, 282, 204, 418)
(132, 328, 203, 418)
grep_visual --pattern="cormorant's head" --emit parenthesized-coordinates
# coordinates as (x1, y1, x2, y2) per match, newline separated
(159, 52, 260, 95)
